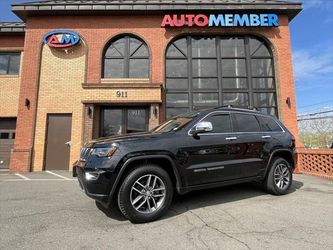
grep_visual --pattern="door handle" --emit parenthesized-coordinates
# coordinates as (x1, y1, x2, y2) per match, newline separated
(65, 141, 72, 147)
(262, 135, 271, 139)
(225, 137, 237, 141)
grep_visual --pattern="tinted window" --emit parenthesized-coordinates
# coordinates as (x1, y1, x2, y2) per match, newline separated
(0, 53, 21, 75)
(204, 114, 232, 133)
(258, 116, 282, 132)
(233, 113, 260, 132)
(165, 36, 277, 117)
(103, 36, 149, 78)
(0, 133, 10, 139)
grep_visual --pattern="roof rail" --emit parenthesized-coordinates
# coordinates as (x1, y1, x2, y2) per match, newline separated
(214, 105, 259, 112)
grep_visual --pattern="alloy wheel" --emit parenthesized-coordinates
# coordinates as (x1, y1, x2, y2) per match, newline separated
(273, 163, 290, 190)
(130, 174, 166, 214)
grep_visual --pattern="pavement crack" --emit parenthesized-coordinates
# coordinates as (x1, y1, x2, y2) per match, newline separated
(8, 211, 50, 219)
(189, 210, 251, 250)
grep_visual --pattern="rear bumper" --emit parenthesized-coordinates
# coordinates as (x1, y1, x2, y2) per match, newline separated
(73, 163, 116, 204)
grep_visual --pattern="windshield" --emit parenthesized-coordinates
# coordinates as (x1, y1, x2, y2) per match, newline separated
(152, 111, 199, 133)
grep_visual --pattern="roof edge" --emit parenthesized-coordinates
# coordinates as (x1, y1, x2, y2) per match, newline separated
(0, 22, 26, 34)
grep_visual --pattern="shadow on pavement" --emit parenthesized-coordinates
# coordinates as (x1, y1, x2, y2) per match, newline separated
(95, 200, 127, 221)
(95, 180, 303, 222)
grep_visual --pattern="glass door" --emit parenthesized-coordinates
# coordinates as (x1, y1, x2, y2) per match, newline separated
(127, 109, 148, 133)
(101, 107, 148, 136)
(102, 109, 123, 136)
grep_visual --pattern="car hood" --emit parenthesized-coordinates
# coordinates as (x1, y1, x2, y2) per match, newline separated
(85, 132, 166, 147)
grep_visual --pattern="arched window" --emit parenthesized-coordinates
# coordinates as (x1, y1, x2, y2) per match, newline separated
(165, 36, 277, 118)
(103, 35, 149, 78)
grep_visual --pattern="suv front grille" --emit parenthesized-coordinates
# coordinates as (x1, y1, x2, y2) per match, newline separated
(80, 147, 92, 161)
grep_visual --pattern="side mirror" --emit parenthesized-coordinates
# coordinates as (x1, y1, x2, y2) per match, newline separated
(193, 121, 213, 136)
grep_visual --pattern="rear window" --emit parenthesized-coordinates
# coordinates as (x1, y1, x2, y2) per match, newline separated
(203, 114, 232, 133)
(258, 116, 283, 132)
(233, 113, 260, 132)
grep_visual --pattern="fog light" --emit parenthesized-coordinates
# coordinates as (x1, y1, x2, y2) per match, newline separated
(85, 172, 99, 181)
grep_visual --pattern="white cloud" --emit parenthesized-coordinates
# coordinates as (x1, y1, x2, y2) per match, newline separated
(293, 48, 333, 81)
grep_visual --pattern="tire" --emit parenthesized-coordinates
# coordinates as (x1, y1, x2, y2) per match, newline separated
(264, 157, 293, 195)
(117, 164, 173, 223)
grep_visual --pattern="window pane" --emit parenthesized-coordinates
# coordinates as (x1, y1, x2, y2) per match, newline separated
(250, 38, 271, 57)
(252, 78, 275, 89)
(112, 38, 125, 56)
(104, 59, 124, 78)
(132, 45, 148, 57)
(174, 38, 187, 56)
(234, 114, 260, 132)
(258, 116, 282, 132)
(221, 37, 245, 57)
(193, 93, 218, 106)
(222, 78, 248, 89)
(204, 114, 232, 133)
(257, 107, 277, 116)
(222, 59, 246, 77)
(166, 44, 186, 58)
(129, 59, 149, 78)
(192, 59, 217, 77)
(105, 38, 125, 57)
(193, 78, 218, 89)
(166, 78, 188, 90)
(0, 133, 10, 139)
(127, 109, 147, 133)
(251, 59, 273, 77)
(166, 59, 187, 77)
(103, 109, 123, 136)
(0, 54, 9, 74)
(8, 54, 20, 75)
(129, 38, 142, 56)
(130, 37, 148, 57)
(105, 45, 123, 57)
(253, 93, 276, 107)
(192, 37, 216, 57)
(166, 108, 189, 119)
(166, 93, 189, 107)
(222, 93, 249, 107)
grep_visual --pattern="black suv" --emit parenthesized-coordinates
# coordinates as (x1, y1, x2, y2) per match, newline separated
(73, 107, 296, 223)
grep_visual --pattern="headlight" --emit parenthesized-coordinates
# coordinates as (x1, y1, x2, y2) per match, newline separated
(91, 147, 117, 158)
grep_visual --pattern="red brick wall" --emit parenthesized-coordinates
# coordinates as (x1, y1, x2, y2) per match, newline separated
(0, 35, 24, 48)
(9, 15, 299, 172)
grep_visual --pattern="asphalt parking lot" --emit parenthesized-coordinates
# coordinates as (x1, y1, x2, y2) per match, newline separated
(0, 171, 332, 250)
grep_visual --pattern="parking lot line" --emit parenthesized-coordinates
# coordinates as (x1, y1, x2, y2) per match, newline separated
(15, 173, 30, 180)
(3, 179, 76, 182)
(45, 170, 72, 180)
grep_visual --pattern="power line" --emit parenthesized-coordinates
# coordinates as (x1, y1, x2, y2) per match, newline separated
(298, 110, 333, 118)
(298, 116, 333, 122)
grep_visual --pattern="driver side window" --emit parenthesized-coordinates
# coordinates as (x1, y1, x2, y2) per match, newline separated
(203, 113, 232, 133)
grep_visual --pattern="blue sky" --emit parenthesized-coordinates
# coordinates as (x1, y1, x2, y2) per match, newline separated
(0, 0, 332, 114)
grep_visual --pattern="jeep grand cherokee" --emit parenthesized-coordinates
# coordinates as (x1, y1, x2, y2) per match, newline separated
(73, 107, 296, 223)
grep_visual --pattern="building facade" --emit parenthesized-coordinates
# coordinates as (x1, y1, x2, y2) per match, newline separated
(0, 0, 302, 172)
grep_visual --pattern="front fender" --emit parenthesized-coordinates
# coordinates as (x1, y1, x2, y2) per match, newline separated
(107, 154, 183, 205)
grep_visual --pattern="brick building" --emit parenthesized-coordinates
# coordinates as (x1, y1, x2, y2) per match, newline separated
(0, 0, 302, 172)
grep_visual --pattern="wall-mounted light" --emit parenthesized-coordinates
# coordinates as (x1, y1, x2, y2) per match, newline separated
(87, 106, 93, 118)
(286, 97, 291, 109)
(25, 98, 30, 109)
(153, 105, 159, 118)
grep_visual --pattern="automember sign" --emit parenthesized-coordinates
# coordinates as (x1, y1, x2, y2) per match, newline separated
(161, 14, 279, 28)
(43, 30, 80, 48)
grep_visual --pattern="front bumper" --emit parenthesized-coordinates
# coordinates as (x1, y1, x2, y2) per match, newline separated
(73, 162, 117, 204)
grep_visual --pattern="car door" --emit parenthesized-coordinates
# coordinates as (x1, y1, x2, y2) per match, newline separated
(180, 112, 246, 186)
(257, 115, 286, 171)
(230, 112, 266, 178)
